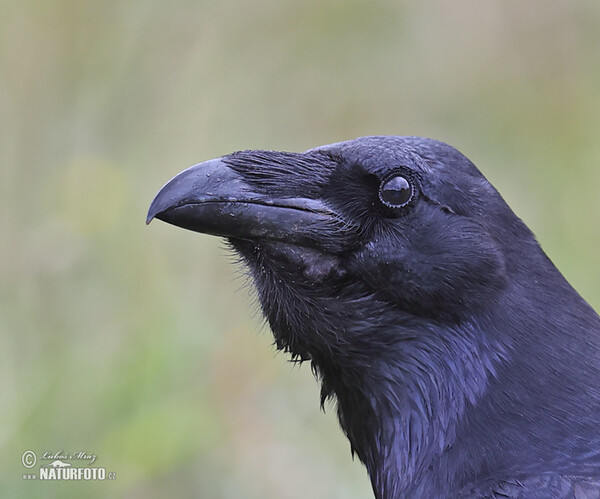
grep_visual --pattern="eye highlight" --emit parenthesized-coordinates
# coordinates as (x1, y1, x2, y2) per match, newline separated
(379, 174, 414, 208)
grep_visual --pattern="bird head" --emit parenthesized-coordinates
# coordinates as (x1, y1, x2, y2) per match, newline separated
(147, 137, 530, 360)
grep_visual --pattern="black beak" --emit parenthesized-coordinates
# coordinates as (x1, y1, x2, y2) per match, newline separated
(147, 158, 341, 249)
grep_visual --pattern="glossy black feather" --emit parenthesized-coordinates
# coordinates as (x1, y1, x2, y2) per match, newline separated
(149, 136, 600, 498)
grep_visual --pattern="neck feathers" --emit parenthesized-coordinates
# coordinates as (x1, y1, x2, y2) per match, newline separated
(322, 320, 509, 497)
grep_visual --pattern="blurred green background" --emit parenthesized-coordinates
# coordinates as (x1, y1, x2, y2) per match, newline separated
(2, 1, 600, 497)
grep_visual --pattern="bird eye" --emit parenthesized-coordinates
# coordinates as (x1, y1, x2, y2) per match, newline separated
(379, 174, 413, 208)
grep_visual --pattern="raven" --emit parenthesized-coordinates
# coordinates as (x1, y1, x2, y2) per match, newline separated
(147, 136, 600, 498)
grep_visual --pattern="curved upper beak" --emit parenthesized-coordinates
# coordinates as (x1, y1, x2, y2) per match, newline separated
(147, 158, 342, 249)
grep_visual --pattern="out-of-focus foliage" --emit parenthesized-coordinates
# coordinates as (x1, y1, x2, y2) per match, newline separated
(1, 1, 599, 497)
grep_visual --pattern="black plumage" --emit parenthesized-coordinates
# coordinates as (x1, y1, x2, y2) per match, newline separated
(147, 136, 600, 498)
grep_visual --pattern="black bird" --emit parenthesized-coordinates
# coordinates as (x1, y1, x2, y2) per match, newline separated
(147, 136, 600, 498)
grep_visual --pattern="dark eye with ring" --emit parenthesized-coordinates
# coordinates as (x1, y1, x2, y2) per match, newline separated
(379, 174, 414, 208)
